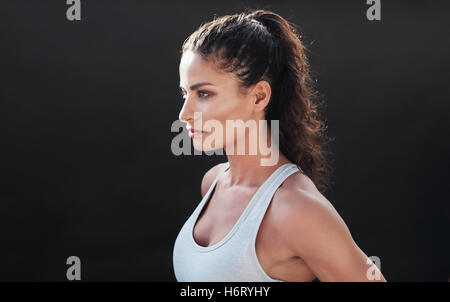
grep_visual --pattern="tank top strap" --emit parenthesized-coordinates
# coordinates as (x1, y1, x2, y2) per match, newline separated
(199, 162, 230, 205)
(245, 163, 302, 234)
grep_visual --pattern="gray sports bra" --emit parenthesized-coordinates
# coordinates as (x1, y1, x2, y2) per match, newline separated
(172, 161, 302, 282)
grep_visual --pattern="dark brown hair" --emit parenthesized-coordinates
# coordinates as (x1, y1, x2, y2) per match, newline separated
(181, 9, 335, 195)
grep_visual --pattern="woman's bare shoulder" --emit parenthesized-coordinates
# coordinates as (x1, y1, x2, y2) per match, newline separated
(271, 175, 385, 281)
(273, 184, 333, 221)
(201, 162, 228, 198)
(270, 172, 337, 237)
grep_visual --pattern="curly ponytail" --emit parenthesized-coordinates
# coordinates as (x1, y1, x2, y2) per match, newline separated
(181, 9, 335, 194)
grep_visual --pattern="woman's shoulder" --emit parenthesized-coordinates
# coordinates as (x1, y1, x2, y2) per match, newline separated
(200, 162, 228, 198)
(274, 173, 325, 209)
(270, 173, 350, 256)
(270, 172, 337, 235)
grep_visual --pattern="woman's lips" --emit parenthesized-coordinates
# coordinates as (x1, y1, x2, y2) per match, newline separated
(188, 128, 207, 138)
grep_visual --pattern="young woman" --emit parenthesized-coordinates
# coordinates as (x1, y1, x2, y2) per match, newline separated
(172, 9, 386, 282)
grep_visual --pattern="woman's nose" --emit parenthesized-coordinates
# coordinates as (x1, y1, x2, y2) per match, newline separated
(178, 98, 192, 123)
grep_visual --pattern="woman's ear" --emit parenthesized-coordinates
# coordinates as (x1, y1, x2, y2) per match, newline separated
(253, 80, 271, 112)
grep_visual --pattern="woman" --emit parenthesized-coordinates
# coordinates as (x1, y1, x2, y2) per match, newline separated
(172, 9, 386, 282)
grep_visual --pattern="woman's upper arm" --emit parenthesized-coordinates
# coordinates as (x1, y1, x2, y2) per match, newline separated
(278, 190, 387, 282)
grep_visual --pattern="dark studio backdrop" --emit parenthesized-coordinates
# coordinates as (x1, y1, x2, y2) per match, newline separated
(0, 0, 449, 282)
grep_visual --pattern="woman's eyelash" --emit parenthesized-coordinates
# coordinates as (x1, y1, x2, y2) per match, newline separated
(179, 90, 210, 99)
(197, 90, 210, 98)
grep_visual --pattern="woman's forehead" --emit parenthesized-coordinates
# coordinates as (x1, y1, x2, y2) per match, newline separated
(179, 52, 234, 88)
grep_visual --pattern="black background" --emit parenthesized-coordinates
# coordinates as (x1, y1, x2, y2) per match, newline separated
(1, 0, 449, 281)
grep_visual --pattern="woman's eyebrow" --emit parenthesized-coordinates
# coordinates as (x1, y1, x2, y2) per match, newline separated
(179, 82, 215, 91)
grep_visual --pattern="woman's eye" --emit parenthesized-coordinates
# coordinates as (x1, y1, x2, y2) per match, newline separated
(198, 90, 209, 98)
(179, 90, 210, 100)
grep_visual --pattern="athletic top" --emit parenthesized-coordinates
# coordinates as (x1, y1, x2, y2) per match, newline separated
(172, 161, 303, 282)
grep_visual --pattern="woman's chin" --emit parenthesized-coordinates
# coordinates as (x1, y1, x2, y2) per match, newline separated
(193, 141, 223, 152)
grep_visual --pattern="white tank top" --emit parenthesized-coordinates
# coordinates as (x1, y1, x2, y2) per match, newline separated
(172, 161, 303, 282)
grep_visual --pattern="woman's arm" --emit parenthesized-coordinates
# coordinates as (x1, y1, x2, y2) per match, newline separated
(276, 189, 387, 282)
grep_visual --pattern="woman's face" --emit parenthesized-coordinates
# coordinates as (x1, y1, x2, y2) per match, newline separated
(178, 50, 263, 152)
